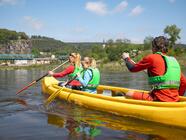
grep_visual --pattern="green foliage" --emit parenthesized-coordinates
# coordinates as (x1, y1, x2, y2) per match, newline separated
(32, 37, 144, 62)
(31, 48, 40, 57)
(106, 46, 120, 61)
(91, 45, 107, 59)
(18, 32, 29, 39)
(143, 36, 153, 50)
(107, 39, 114, 45)
(0, 28, 29, 44)
(164, 24, 181, 48)
(105, 43, 143, 61)
(168, 44, 186, 56)
(31, 35, 65, 52)
(2, 27, 185, 67)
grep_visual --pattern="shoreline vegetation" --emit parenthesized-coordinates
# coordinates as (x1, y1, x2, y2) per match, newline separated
(0, 55, 186, 72)
(0, 27, 186, 72)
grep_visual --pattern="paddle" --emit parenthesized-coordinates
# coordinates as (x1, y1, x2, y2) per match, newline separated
(45, 72, 82, 105)
(16, 60, 69, 95)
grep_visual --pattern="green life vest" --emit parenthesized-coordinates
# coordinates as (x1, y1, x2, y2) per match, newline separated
(148, 52, 181, 89)
(68, 65, 83, 80)
(82, 67, 100, 90)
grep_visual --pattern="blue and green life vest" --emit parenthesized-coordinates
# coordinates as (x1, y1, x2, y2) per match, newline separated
(148, 52, 181, 89)
(82, 67, 100, 90)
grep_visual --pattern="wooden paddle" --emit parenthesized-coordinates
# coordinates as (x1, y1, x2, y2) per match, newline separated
(16, 60, 69, 95)
(45, 71, 83, 105)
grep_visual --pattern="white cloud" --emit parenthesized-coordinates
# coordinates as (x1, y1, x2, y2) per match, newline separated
(23, 16, 43, 30)
(85, 1, 108, 16)
(129, 5, 143, 16)
(0, 0, 18, 5)
(85, 1, 128, 16)
(112, 1, 128, 13)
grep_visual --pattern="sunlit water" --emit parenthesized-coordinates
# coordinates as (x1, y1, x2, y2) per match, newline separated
(0, 68, 186, 140)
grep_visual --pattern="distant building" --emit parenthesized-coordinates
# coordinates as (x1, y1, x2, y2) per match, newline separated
(102, 39, 106, 48)
(0, 54, 57, 66)
(51, 55, 55, 59)
(0, 54, 34, 66)
(0, 54, 33, 60)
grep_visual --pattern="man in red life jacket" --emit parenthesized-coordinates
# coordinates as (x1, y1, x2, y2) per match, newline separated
(122, 36, 186, 102)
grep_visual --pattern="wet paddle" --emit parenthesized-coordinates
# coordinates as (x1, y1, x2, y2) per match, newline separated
(45, 75, 79, 105)
(45, 71, 83, 105)
(16, 60, 69, 95)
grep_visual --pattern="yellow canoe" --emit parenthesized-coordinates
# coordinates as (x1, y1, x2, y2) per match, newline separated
(42, 77, 186, 128)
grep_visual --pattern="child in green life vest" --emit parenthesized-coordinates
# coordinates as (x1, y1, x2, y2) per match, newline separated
(77, 57, 100, 93)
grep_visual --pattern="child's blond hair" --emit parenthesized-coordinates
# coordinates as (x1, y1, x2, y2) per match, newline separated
(84, 57, 97, 68)
(70, 53, 81, 67)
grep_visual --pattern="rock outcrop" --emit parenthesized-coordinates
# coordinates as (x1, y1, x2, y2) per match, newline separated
(0, 39, 32, 54)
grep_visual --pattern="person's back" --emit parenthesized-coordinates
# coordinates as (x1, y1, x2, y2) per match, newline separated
(146, 53, 180, 101)
(122, 36, 186, 102)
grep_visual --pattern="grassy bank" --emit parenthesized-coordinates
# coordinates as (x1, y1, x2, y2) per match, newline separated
(0, 64, 61, 71)
(99, 61, 126, 72)
(176, 56, 186, 68)
(0, 53, 186, 72)
(99, 51, 186, 72)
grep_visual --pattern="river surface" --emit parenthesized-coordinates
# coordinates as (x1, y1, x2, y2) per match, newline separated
(0, 68, 186, 140)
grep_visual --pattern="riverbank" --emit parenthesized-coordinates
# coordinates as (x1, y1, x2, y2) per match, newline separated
(0, 55, 186, 72)
(0, 64, 61, 71)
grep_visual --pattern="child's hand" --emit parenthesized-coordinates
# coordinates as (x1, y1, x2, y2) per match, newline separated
(48, 71, 54, 76)
(122, 52, 129, 60)
(76, 72, 81, 77)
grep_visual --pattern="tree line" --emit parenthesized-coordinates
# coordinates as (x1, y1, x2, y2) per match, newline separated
(0, 24, 185, 61)
(0, 29, 29, 44)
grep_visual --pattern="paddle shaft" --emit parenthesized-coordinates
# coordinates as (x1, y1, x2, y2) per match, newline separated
(16, 60, 69, 94)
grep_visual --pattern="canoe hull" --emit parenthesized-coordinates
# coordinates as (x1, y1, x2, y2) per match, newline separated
(42, 77, 186, 128)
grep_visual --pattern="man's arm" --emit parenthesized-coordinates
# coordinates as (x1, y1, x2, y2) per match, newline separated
(122, 52, 151, 72)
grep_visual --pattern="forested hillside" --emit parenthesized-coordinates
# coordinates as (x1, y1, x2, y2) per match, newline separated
(1, 28, 186, 62)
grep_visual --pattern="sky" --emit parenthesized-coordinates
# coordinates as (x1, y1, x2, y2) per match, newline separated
(0, 0, 186, 43)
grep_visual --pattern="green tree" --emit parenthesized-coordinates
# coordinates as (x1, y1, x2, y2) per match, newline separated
(18, 32, 29, 39)
(143, 36, 153, 50)
(91, 45, 107, 60)
(31, 48, 40, 57)
(115, 39, 123, 43)
(123, 38, 131, 44)
(107, 39, 114, 44)
(0, 29, 29, 44)
(164, 24, 181, 48)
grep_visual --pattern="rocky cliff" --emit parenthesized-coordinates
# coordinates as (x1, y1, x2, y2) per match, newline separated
(0, 39, 32, 54)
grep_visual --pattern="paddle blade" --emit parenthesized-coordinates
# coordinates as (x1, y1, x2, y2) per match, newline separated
(16, 81, 36, 95)
(45, 87, 64, 105)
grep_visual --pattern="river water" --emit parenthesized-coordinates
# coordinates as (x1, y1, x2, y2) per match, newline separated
(0, 68, 186, 140)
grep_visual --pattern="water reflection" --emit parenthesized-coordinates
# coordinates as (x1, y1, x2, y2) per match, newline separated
(46, 103, 186, 140)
